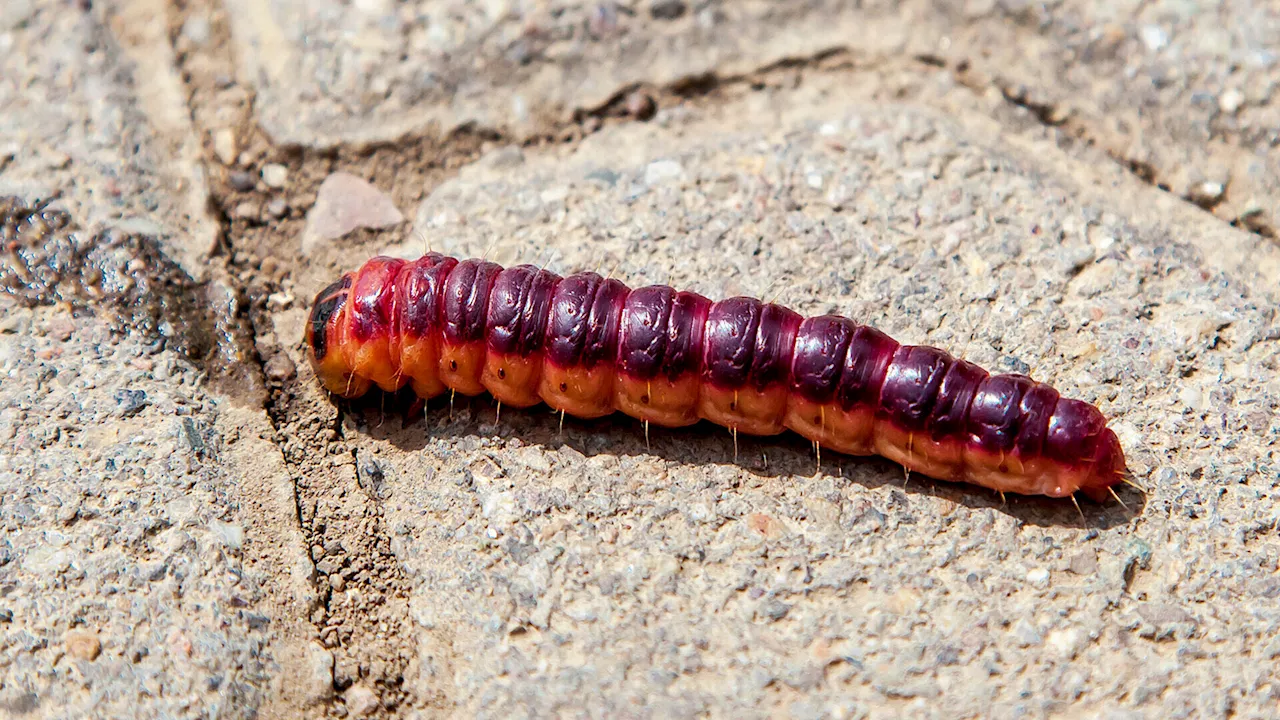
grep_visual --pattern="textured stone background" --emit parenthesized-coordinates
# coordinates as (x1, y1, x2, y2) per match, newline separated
(2, 1, 1278, 718)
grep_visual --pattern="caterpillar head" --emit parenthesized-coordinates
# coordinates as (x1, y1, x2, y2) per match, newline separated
(305, 274, 370, 397)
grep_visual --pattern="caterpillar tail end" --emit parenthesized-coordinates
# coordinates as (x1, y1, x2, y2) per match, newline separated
(1078, 429, 1127, 504)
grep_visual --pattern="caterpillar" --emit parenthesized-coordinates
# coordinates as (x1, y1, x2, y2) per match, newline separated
(304, 254, 1127, 504)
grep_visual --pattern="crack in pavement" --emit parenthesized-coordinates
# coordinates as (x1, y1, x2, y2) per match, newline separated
(943, 58, 1274, 241)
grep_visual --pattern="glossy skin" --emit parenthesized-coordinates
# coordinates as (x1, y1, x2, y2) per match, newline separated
(306, 254, 1126, 502)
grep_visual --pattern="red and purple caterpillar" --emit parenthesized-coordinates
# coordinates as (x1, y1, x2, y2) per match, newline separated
(305, 254, 1127, 503)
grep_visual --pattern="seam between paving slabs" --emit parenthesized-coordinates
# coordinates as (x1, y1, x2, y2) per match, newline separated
(165, 1, 476, 715)
(585, 46, 1274, 244)
(936, 56, 1277, 241)
(164, 1, 369, 716)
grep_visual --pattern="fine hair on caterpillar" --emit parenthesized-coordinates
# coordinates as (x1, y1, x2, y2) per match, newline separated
(306, 253, 1129, 505)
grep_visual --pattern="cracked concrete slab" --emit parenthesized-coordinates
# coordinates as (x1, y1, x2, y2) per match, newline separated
(923, 0, 1280, 237)
(269, 68, 1280, 717)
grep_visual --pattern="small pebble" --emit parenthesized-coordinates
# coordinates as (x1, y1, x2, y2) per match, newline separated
(1137, 603, 1193, 626)
(304, 643, 335, 705)
(354, 0, 393, 15)
(47, 318, 74, 341)
(302, 172, 405, 254)
(182, 15, 212, 45)
(1012, 618, 1043, 647)
(266, 198, 289, 218)
(761, 599, 791, 621)
(588, 3, 619, 37)
(585, 168, 619, 186)
(234, 202, 260, 220)
(213, 129, 237, 165)
(209, 520, 244, 550)
(649, 0, 686, 20)
(626, 91, 657, 120)
(115, 389, 148, 417)
(1218, 88, 1245, 114)
(1027, 568, 1050, 587)
(266, 291, 294, 310)
(1068, 551, 1098, 575)
(264, 353, 297, 382)
(0, 315, 28, 333)
(228, 171, 256, 192)
(481, 145, 525, 170)
(1046, 627, 1082, 658)
(345, 684, 379, 716)
(1188, 181, 1225, 207)
(261, 164, 288, 189)
(65, 630, 101, 661)
(696, 6, 719, 29)
(644, 159, 684, 185)
(1140, 25, 1168, 52)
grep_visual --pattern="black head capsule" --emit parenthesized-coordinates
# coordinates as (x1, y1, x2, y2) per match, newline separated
(308, 275, 351, 361)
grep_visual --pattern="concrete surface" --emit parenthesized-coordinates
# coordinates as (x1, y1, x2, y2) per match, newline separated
(2, 0, 1278, 718)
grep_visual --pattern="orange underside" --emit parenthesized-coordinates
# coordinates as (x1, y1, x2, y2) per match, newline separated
(538, 363, 615, 419)
(699, 384, 790, 436)
(309, 322, 1114, 498)
(483, 351, 544, 408)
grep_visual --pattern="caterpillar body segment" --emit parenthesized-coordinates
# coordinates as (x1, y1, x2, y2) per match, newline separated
(306, 254, 1127, 502)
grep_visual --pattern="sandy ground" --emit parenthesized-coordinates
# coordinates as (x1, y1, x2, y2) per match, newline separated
(1, 1, 1278, 718)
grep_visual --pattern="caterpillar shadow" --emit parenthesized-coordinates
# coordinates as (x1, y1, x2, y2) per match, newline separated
(339, 387, 1144, 531)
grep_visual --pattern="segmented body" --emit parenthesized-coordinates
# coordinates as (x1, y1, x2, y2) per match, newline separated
(305, 254, 1126, 502)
